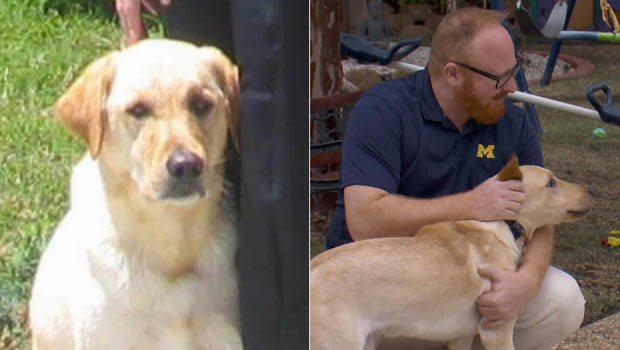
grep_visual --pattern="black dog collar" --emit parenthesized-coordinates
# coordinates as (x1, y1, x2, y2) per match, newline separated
(505, 220, 525, 241)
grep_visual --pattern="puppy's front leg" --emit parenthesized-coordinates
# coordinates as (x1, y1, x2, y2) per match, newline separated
(478, 318, 516, 350)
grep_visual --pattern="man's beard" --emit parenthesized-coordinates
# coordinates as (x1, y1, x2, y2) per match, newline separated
(455, 76, 508, 125)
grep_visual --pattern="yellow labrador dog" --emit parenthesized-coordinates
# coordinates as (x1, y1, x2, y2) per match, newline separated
(29, 39, 242, 350)
(311, 157, 593, 350)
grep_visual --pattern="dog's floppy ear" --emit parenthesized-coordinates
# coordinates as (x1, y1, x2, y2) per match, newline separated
(201, 47, 240, 151)
(497, 154, 523, 181)
(55, 53, 117, 158)
(223, 63, 240, 152)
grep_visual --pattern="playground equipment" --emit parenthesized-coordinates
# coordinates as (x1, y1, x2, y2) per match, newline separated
(587, 83, 620, 126)
(516, 3, 620, 42)
(540, 1, 567, 38)
(514, 0, 620, 86)
(340, 32, 421, 65)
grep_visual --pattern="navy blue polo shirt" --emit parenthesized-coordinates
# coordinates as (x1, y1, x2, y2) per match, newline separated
(325, 68, 543, 249)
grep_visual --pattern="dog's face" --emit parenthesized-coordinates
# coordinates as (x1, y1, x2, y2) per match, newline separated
(497, 156, 593, 237)
(519, 166, 593, 227)
(55, 39, 239, 203)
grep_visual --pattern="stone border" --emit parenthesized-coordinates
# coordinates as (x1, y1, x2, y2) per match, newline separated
(552, 312, 620, 349)
(524, 50, 594, 84)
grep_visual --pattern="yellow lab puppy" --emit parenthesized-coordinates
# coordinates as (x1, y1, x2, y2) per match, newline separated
(29, 39, 242, 350)
(311, 156, 593, 350)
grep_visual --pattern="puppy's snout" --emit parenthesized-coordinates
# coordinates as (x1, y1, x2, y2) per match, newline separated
(166, 149, 204, 180)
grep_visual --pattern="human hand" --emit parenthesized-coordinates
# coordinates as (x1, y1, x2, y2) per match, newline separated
(467, 174, 524, 221)
(116, 0, 172, 46)
(141, 0, 171, 15)
(116, 0, 148, 46)
(476, 265, 536, 329)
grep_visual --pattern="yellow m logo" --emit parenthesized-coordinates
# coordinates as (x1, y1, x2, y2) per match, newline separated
(477, 144, 496, 158)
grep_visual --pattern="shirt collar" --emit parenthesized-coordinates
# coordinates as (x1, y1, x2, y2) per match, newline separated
(414, 68, 446, 124)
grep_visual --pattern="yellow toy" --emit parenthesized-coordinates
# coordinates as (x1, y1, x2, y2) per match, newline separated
(602, 231, 620, 248)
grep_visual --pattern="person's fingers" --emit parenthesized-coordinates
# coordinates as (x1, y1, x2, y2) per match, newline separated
(503, 209, 519, 221)
(480, 318, 508, 330)
(506, 200, 521, 211)
(477, 265, 502, 283)
(505, 179, 524, 192)
(476, 291, 497, 308)
(142, 0, 163, 14)
(509, 190, 525, 202)
(477, 305, 502, 320)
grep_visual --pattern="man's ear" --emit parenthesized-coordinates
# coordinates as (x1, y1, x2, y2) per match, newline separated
(497, 154, 523, 181)
(443, 62, 460, 87)
(55, 52, 117, 158)
(200, 46, 240, 152)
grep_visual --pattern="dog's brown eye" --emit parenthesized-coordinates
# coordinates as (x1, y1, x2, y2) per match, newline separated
(127, 103, 150, 119)
(546, 179, 557, 188)
(190, 96, 212, 118)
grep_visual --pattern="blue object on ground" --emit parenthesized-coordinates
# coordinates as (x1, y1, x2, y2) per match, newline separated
(592, 128, 607, 138)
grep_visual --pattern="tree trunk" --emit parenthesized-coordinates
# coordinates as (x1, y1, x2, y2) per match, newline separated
(310, 0, 343, 98)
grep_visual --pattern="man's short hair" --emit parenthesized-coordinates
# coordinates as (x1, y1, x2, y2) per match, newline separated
(428, 8, 507, 77)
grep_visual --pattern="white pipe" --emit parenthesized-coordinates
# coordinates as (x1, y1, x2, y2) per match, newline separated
(507, 91, 600, 120)
(387, 61, 424, 73)
(386, 61, 601, 120)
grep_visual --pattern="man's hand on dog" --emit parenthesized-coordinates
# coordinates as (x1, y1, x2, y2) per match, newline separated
(476, 265, 537, 329)
(468, 175, 525, 221)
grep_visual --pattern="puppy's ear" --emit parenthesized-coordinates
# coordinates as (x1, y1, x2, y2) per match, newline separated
(223, 63, 240, 152)
(55, 53, 116, 158)
(201, 47, 240, 151)
(497, 154, 523, 181)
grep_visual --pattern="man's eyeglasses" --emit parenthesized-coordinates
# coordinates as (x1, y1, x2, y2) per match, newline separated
(451, 56, 524, 89)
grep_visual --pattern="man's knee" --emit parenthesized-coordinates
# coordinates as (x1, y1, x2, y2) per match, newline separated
(513, 267, 584, 350)
(543, 267, 585, 333)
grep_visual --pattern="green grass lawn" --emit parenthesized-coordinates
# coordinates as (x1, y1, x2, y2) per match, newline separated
(527, 41, 620, 324)
(0, 1, 121, 348)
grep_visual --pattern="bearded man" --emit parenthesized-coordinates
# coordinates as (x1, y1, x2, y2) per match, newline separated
(324, 8, 585, 350)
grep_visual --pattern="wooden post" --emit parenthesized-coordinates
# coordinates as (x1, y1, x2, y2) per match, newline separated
(310, 0, 343, 98)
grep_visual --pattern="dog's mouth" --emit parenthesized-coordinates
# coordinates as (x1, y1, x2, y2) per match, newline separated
(567, 208, 590, 218)
(162, 182, 206, 201)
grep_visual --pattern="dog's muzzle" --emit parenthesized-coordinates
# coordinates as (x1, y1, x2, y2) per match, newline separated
(164, 148, 206, 199)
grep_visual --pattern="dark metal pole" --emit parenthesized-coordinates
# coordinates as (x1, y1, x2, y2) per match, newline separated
(161, 1, 235, 57)
(540, 0, 577, 87)
(232, 1, 309, 349)
(493, 2, 543, 134)
(162, 1, 309, 348)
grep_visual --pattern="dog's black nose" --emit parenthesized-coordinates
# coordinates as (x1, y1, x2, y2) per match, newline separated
(166, 149, 204, 180)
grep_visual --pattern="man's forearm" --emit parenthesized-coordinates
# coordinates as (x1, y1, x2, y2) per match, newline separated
(517, 224, 555, 291)
(345, 175, 526, 241)
(345, 187, 474, 241)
